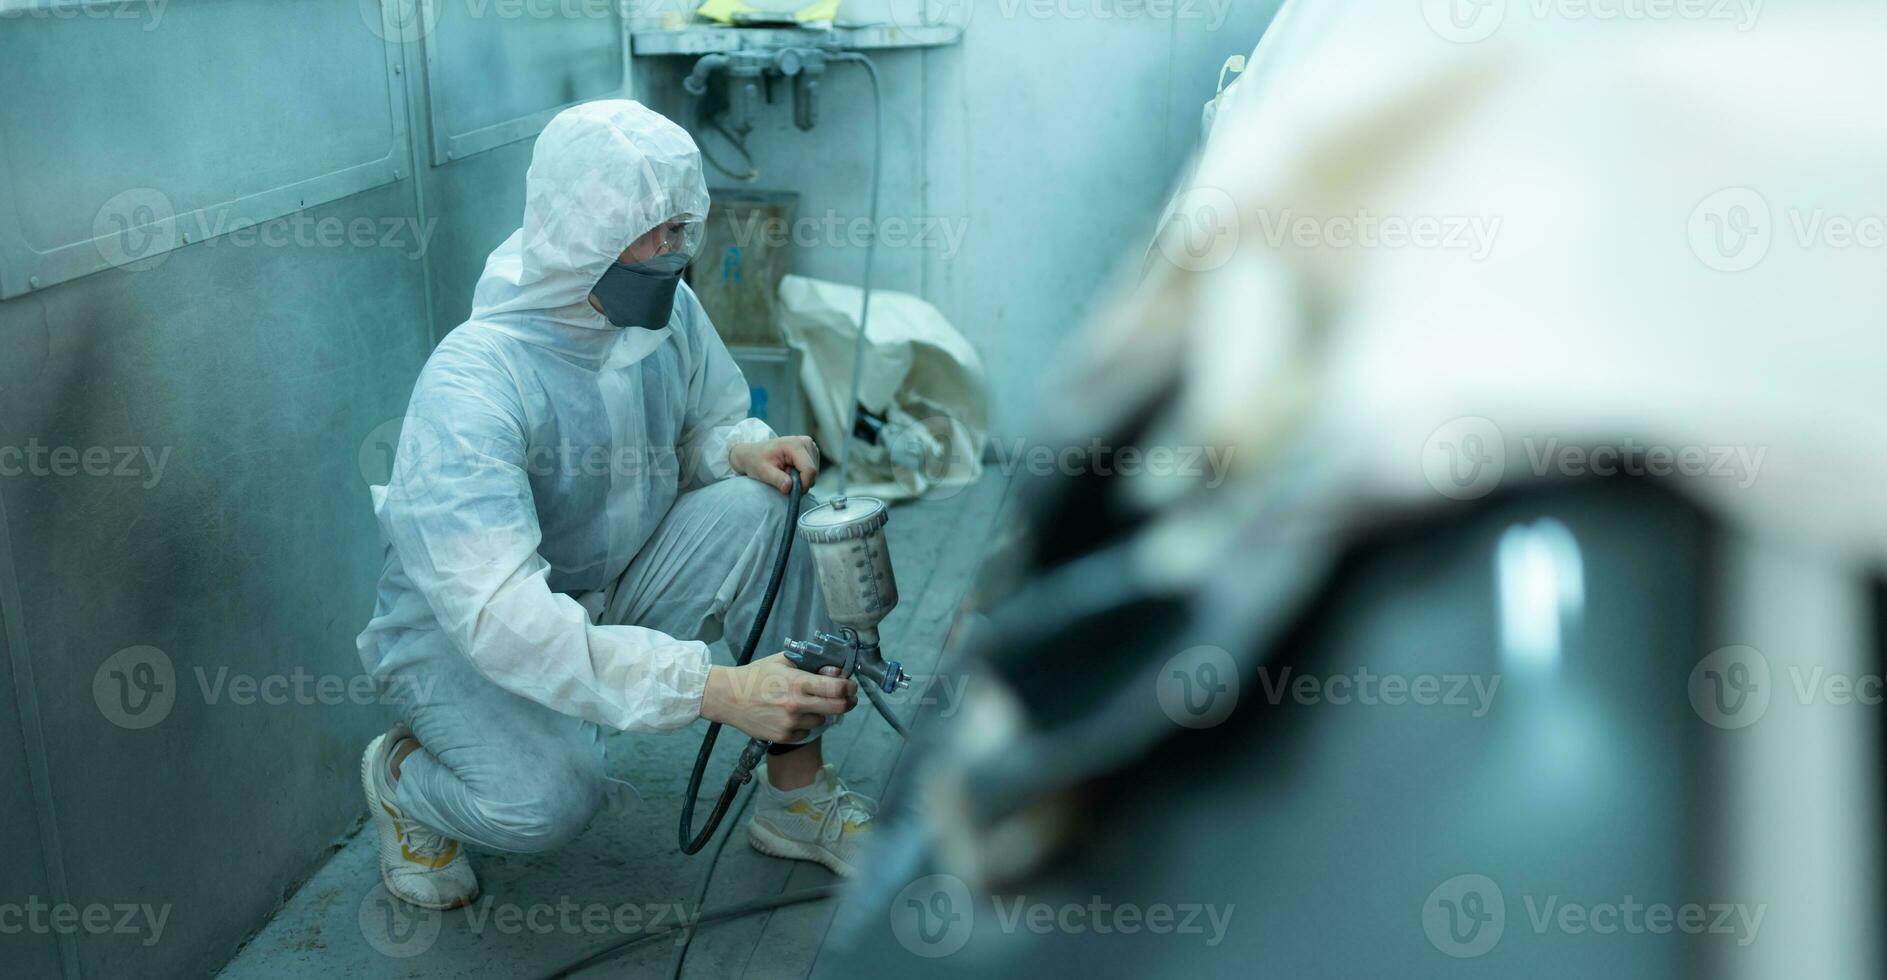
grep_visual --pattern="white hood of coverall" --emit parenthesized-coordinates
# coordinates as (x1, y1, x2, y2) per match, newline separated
(470, 99, 712, 360)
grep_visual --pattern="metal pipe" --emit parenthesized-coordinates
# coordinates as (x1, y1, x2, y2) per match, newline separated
(825, 52, 884, 509)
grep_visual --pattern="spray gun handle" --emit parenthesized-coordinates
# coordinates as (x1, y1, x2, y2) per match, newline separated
(783, 634, 851, 675)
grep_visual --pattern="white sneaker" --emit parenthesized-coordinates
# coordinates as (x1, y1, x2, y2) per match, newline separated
(361, 725, 479, 910)
(747, 764, 878, 877)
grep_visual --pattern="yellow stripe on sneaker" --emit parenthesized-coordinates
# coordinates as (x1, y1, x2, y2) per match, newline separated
(785, 799, 868, 834)
(382, 802, 461, 869)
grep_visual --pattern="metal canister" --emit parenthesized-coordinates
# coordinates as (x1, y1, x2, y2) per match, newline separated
(797, 496, 899, 642)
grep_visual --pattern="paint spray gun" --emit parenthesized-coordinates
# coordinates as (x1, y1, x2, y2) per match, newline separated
(678, 489, 914, 855)
(679, 42, 904, 853)
(784, 495, 912, 735)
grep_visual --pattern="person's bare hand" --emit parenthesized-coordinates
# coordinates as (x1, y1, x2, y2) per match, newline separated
(728, 436, 819, 495)
(701, 654, 857, 743)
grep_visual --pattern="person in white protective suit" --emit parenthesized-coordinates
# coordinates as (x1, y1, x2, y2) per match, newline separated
(354, 100, 879, 910)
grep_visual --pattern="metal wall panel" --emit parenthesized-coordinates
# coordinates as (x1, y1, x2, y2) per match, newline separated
(0, 0, 410, 300)
(0, 176, 434, 979)
(420, 0, 628, 164)
(0, 567, 69, 980)
(0, 2, 649, 977)
(418, 134, 534, 334)
(0, 9, 424, 973)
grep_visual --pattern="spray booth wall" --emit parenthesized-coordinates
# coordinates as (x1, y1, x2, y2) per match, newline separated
(0, 2, 1276, 977)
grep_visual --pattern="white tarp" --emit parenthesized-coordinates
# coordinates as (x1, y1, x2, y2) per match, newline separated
(778, 274, 988, 501)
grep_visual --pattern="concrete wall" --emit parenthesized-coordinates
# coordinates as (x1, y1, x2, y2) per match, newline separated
(0, 3, 1277, 977)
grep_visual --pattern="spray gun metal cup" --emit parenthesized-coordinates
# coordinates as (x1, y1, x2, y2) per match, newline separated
(797, 496, 898, 641)
(796, 496, 905, 692)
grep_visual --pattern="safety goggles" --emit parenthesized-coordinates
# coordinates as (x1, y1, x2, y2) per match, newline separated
(639, 216, 704, 262)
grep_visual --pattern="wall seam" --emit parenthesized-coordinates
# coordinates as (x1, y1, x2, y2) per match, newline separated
(396, 13, 442, 346)
(1166, 16, 1179, 174)
(0, 477, 81, 980)
(919, 48, 931, 303)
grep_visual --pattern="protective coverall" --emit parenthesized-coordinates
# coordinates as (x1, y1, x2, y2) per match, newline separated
(356, 100, 832, 853)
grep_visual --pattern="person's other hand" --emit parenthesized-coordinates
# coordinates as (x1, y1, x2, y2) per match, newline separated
(729, 436, 819, 495)
(701, 654, 857, 743)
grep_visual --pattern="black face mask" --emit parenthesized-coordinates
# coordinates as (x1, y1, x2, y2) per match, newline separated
(589, 251, 689, 329)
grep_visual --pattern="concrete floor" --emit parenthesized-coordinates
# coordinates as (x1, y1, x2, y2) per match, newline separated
(216, 471, 1016, 980)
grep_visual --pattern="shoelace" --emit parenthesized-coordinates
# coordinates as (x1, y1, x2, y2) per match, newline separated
(401, 818, 455, 860)
(811, 785, 878, 846)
